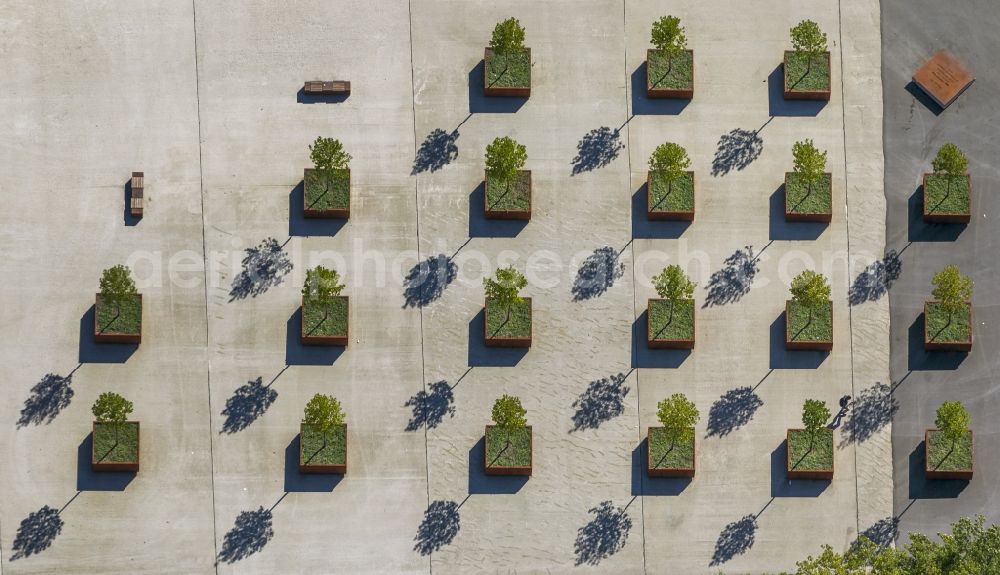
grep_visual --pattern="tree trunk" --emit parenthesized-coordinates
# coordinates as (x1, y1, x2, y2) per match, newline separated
(667, 299, 675, 326)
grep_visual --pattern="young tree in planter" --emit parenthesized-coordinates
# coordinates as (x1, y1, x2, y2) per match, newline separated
(309, 137, 351, 173)
(936, 401, 971, 454)
(931, 264, 973, 329)
(792, 139, 827, 199)
(490, 17, 526, 75)
(790, 270, 831, 328)
(303, 393, 345, 450)
(99, 265, 137, 320)
(653, 264, 696, 325)
(656, 393, 699, 451)
(649, 142, 690, 195)
(302, 265, 345, 325)
(492, 394, 527, 451)
(650, 16, 687, 77)
(485, 136, 528, 196)
(484, 265, 527, 324)
(790, 20, 828, 74)
(92, 392, 133, 446)
(801, 398, 831, 452)
(931, 143, 969, 199)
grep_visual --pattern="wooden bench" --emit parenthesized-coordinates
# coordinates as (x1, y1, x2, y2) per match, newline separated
(303, 80, 351, 95)
(130, 172, 144, 218)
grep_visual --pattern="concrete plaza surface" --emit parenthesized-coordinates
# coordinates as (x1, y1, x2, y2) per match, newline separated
(0, 0, 889, 573)
(881, 0, 1000, 544)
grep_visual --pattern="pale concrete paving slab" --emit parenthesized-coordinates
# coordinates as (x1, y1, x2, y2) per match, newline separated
(0, 2, 216, 573)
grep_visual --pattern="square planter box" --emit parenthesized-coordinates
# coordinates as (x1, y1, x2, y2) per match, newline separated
(484, 47, 531, 97)
(925, 429, 973, 480)
(785, 172, 832, 223)
(785, 300, 833, 351)
(924, 301, 972, 351)
(484, 170, 531, 220)
(300, 295, 349, 346)
(299, 423, 347, 474)
(94, 293, 142, 344)
(786, 429, 834, 480)
(92, 421, 140, 472)
(646, 48, 694, 99)
(783, 50, 831, 101)
(484, 425, 532, 476)
(647, 171, 695, 221)
(484, 297, 532, 348)
(303, 168, 350, 219)
(647, 298, 695, 349)
(922, 173, 971, 223)
(647, 427, 696, 478)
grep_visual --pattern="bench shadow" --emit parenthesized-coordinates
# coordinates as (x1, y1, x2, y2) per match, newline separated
(908, 185, 966, 242)
(908, 314, 967, 371)
(908, 441, 969, 499)
(631, 312, 690, 369)
(467, 437, 528, 494)
(283, 435, 342, 492)
(467, 309, 528, 367)
(285, 308, 344, 366)
(468, 182, 528, 238)
(768, 186, 826, 241)
(288, 183, 347, 237)
(904, 81, 944, 116)
(468, 61, 527, 114)
(79, 306, 138, 364)
(123, 178, 140, 226)
(770, 441, 829, 497)
(768, 64, 826, 117)
(630, 441, 691, 496)
(631, 184, 690, 239)
(77, 434, 135, 491)
(769, 313, 828, 369)
(630, 63, 689, 115)
(296, 87, 349, 104)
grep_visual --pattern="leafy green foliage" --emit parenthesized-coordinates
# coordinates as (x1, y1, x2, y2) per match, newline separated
(792, 139, 827, 185)
(483, 265, 527, 312)
(648, 142, 690, 184)
(931, 264, 973, 316)
(790, 270, 831, 310)
(309, 137, 351, 172)
(99, 265, 137, 305)
(656, 394, 699, 446)
(650, 16, 686, 55)
(801, 399, 830, 435)
(932, 143, 968, 177)
(790, 20, 827, 56)
(936, 401, 971, 445)
(303, 394, 345, 444)
(92, 392, 133, 424)
(653, 265, 695, 301)
(492, 394, 527, 431)
(490, 17, 525, 56)
(302, 266, 345, 303)
(485, 137, 527, 183)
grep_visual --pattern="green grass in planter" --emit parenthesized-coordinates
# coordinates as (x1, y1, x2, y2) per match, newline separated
(648, 49, 693, 89)
(649, 171, 694, 213)
(486, 426, 531, 467)
(486, 297, 531, 338)
(93, 422, 139, 463)
(301, 424, 346, 465)
(785, 51, 830, 91)
(303, 296, 348, 337)
(305, 169, 350, 210)
(486, 49, 531, 88)
(925, 173, 970, 215)
(649, 427, 695, 469)
(486, 171, 530, 211)
(786, 172, 832, 215)
(96, 294, 142, 334)
(788, 428, 833, 471)
(788, 300, 832, 342)
(648, 299, 694, 341)
(927, 429, 973, 471)
(926, 302, 971, 343)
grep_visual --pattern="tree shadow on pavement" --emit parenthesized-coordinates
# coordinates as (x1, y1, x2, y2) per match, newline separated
(571, 127, 624, 175)
(413, 128, 460, 175)
(703, 246, 759, 307)
(711, 128, 763, 177)
(839, 382, 897, 447)
(706, 386, 764, 437)
(403, 254, 457, 309)
(229, 238, 293, 301)
(217, 507, 275, 564)
(405, 381, 456, 432)
(574, 500, 634, 566)
(572, 246, 625, 301)
(10, 506, 64, 560)
(849, 250, 902, 306)
(710, 513, 758, 566)
(857, 516, 899, 548)
(571, 372, 630, 432)
(221, 376, 279, 434)
(413, 500, 462, 556)
(18, 370, 77, 428)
